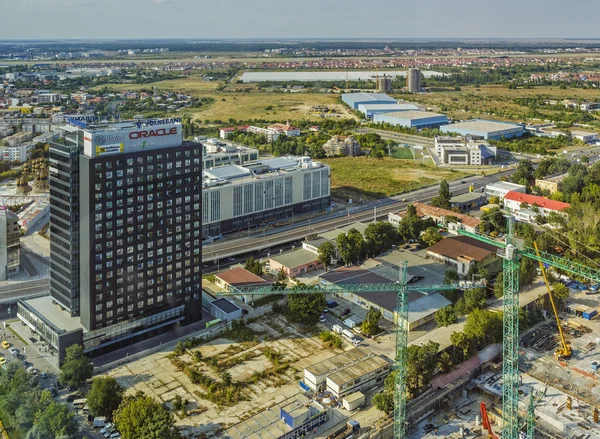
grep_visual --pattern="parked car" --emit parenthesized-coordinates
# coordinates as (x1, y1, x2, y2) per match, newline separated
(322, 308, 328, 313)
(100, 423, 114, 434)
(1, 341, 10, 349)
(8, 348, 18, 356)
(341, 308, 351, 316)
(319, 315, 326, 323)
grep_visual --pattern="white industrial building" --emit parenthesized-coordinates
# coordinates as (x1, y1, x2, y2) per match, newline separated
(485, 181, 527, 199)
(434, 136, 497, 166)
(303, 348, 391, 398)
(202, 140, 259, 168)
(439, 119, 525, 140)
(202, 156, 330, 238)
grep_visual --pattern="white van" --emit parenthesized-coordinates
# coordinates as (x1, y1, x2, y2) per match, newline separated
(93, 417, 107, 428)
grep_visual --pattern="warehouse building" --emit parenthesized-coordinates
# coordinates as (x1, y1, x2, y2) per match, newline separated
(357, 102, 422, 118)
(341, 92, 397, 110)
(220, 394, 328, 439)
(485, 181, 527, 199)
(426, 236, 502, 276)
(449, 193, 487, 211)
(319, 265, 452, 330)
(439, 119, 525, 140)
(326, 355, 391, 399)
(303, 348, 368, 392)
(202, 157, 330, 239)
(373, 110, 448, 129)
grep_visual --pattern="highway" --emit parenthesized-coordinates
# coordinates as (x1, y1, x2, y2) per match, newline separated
(202, 170, 515, 263)
(0, 279, 50, 304)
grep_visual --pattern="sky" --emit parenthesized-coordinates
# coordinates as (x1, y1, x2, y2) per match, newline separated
(3, 0, 600, 40)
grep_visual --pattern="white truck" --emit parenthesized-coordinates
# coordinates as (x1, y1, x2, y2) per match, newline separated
(344, 318, 357, 329)
(332, 324, 343, 334)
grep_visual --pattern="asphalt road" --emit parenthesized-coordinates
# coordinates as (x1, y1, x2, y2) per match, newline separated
(0, 279, 50, 304)
(202, 170, 514, 263)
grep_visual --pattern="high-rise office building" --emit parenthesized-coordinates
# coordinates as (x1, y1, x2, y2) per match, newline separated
(18, 119, 203, 362)
(407, 68, 421, 93)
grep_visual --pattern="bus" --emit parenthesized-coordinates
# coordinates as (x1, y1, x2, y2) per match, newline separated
(206, 319, 222, 328)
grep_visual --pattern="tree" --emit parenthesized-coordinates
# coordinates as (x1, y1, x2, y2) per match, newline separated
(59, 345, 93, 389)
(364, 221, 397, 256)
(519, 257, 536, 287)
(552, 282, 570, 308)
(434, 305, 457, 327)
(287, 292, 326, 324)
(450, 331, 473, 360)
(488, 195, 500, 205)
(336, 228, 364, 265)
(244, 257, 263, 276)
(464, 309, 503, 344)
(511, 159, 534, 186)
(114, 395, 181, 439)
(87, 377, 124, 419)
(317, 241, 336, 270)
(406, 341, 440, 397)
(494, 272, 504, 298)
(372, 392, 394, 413)
(463, 288, 487, 312)
(31, 402, 77, 439)
(431, 180, 452, 209)
(420, 226, 443, 247)
(361, 307, 382, 336)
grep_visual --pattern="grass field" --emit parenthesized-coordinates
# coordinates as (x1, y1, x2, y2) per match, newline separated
(321, 157, 469, 200)
(99, 77, 351, 122)
(408, 84, 600, 125)
(390, 147, 414, 159)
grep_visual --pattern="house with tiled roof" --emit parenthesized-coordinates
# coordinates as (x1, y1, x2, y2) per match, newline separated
(388, 202, 481, 233)
(503, 191, 570, 223)
(426, 236, 502, 276)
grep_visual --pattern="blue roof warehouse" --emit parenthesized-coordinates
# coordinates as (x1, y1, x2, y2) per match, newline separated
(439, 119, 525, 140)
(373, 110, 448, 129)
(341, 92, 397, 109)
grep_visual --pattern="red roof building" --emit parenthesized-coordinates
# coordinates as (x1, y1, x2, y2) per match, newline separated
(503, 191, 570, 212)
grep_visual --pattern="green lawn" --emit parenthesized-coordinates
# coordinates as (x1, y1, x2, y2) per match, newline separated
(321, 157, 469, 200)
(390, 148, 414, 159)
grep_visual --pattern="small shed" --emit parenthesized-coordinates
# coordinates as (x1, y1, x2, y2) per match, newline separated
(209, 298, 242, 322)
(583, 308, 597, 320)
(342, 392, 365, 411)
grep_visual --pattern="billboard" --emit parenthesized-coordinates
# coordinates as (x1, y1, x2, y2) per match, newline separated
(83, 123, 182, 158)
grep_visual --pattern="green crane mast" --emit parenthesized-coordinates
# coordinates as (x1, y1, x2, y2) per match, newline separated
(218, 260, 485, 438)
(456, 217, 600, 439)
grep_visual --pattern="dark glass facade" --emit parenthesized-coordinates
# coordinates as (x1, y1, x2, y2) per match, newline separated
(79, 142, 203, 331)
(49, 128, 81, 315)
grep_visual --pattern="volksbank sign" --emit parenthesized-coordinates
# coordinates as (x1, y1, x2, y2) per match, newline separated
(83, 122, 183, 158)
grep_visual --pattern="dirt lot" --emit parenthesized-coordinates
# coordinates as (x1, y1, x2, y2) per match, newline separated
(103, 314, 345, 437)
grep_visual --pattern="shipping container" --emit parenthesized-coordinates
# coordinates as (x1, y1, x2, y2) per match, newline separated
(583, 308, 597, 320)
(343, 392, 365, 411)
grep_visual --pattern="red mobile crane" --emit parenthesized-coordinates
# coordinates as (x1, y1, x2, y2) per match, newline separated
(480, 401, 499, 439)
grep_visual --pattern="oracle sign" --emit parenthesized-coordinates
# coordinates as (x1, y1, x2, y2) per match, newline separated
(84, 123, 183, 157)
(129, 127, 178, 139)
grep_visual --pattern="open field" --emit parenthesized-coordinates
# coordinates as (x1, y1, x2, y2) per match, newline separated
(99, 77, 351, 122)
(321, 157, 469, 200)
(409, 84, 600, 125)
(390, 147, 414, 159)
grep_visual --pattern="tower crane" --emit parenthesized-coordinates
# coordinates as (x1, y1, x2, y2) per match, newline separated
(217, 261, 486, 438)
(533, 242, 571, 360)
(456, 216, 600, 439)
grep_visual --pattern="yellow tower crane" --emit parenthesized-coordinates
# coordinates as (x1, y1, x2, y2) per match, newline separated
(534, 242, 571, 360)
